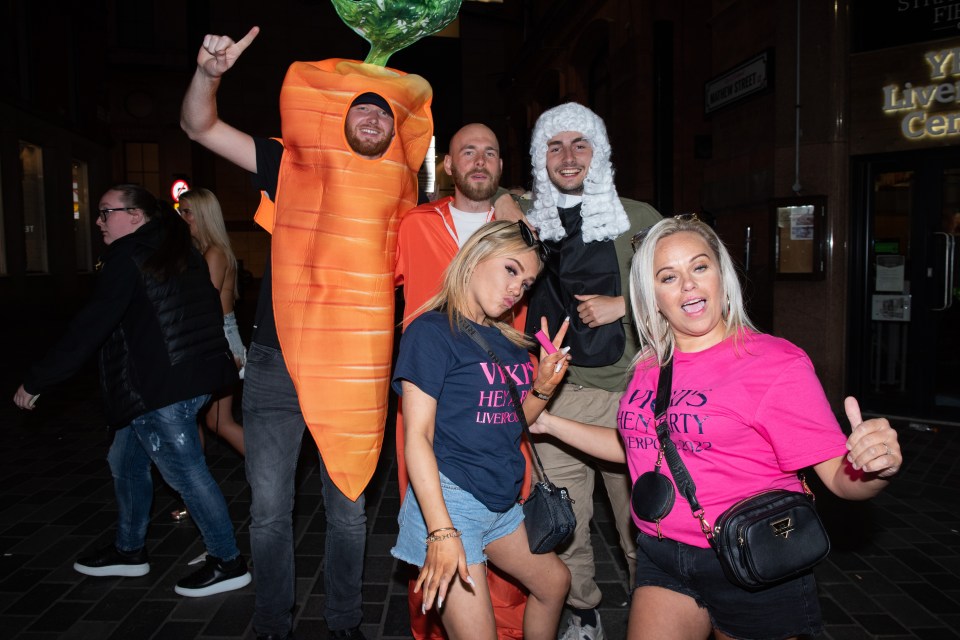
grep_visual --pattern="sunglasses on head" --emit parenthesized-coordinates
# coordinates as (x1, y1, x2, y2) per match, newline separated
(516, 221, 550, 263)
(630, 213, 700, 252)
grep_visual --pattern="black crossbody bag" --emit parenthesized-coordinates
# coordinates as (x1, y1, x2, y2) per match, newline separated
(631, 360, 831, 590)
(459, 318, 576, 554)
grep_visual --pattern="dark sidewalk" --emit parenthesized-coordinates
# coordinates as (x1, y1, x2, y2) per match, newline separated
(1, 304, 959, 639)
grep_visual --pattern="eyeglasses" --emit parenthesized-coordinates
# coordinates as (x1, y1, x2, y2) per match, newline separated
(98, 207, 137, 222)
(516, 221, 550, 263)
(630, 213, 700, 252)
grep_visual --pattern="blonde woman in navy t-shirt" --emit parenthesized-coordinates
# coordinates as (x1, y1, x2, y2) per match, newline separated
(530, 215, 903, 640)
(392, 220, 573, 640)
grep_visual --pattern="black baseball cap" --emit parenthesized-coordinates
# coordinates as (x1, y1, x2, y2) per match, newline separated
(350, 92, 393, 118)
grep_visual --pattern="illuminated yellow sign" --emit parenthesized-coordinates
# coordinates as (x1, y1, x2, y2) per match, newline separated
(883, 47, 960, 139)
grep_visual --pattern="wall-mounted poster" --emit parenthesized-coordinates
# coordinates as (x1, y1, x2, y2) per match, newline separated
(772, 196, 826, 280)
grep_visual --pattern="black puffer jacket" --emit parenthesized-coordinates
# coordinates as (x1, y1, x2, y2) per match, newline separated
(24, 219, 237, 427)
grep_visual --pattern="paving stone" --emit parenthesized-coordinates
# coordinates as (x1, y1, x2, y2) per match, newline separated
(6, 582, 70, 616)
(851, 612, 910, 635)
(873, 593, 943, 630)
(24, 602, 91, 632)
(819, 596, 855, 625)
(824, 624, 887, 639)
(151, 621, 205, 640)
(898, 581, 960, 616)
(84, 589, 150, 621)
(912, 628, 960, 640)
(203, 593, 255, 636)
(56, 620, 123, 640)
(821, 583, 883, 614)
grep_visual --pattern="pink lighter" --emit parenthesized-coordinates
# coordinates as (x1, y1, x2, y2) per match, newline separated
(534, 329, 558, 354)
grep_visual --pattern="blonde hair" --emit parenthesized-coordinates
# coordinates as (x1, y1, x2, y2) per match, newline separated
(629, 216, 756, 367)
(414, 220, 544, 348)
(179, 188, 238, 298)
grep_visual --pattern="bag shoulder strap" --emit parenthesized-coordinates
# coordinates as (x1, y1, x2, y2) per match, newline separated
(653, 360, 714, 542)
(457, 318, 552, 485)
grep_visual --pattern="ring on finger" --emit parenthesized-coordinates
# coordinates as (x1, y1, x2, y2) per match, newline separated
(883, 442, 890, 457)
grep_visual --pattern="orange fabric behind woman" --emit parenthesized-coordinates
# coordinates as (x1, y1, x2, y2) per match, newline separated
(255, 58, 433, 501)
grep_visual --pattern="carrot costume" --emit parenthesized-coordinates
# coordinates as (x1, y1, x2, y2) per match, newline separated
(255, 59, 432, 501)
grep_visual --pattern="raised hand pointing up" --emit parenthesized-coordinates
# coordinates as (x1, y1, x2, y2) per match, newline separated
(197, 26, 261, 79)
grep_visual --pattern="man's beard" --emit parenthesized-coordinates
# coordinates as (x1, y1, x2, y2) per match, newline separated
(345, 127, 393, 158)
(452, 166, 501, 202)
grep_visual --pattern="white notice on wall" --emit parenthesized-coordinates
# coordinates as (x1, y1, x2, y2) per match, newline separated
(789, 208, 814, 240)
(871, 294, 911, 322)
(875, 255, 905, 292)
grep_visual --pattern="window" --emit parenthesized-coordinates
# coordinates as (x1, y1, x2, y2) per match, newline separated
(72, 160, 92, 271)
(20, 141, 48, 273)
(125, 142, 160, 196)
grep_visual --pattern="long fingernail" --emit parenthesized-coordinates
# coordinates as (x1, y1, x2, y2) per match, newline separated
(421, 604, 426, 615)
(467, 576, 476, 587)
(560, 346, 571, 355)
(563, 316, 570, 323)
(437, 596, 444, 609)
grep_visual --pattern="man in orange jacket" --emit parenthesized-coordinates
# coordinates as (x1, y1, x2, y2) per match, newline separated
(395, 123, 531, 639)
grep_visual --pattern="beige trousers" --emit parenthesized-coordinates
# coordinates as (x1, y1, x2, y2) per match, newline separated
(534, 383, 637, 609)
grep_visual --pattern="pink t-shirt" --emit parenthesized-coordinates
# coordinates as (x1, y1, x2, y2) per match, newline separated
(618, 332, 849, 547)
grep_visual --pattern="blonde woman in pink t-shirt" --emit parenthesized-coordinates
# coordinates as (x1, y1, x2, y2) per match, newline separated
(530, 215, 902, 640)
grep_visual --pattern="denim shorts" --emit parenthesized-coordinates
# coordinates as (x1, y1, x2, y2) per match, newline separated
(634, 532, 823, 640)
(391, 473, 524, 567)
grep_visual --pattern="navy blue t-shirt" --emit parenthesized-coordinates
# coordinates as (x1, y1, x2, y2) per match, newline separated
(393, 311, 534, 512)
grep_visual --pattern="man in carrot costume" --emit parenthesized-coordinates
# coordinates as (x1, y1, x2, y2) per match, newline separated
(181, 25, 433, 640)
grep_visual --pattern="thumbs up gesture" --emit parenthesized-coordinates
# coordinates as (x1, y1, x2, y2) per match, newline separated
(843, 397, 902, 478)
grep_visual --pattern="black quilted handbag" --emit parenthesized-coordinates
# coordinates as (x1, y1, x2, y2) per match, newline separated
(522, 480, 576, 554)
(712, 487, 830, 590)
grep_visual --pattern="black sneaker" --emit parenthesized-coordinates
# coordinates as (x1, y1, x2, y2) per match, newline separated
(174, 554, 252, 597)
(74, 545, 150, 578)
(329, 626, 366, 639)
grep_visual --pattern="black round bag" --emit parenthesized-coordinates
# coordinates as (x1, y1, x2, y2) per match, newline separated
(631, 470, 676, 522)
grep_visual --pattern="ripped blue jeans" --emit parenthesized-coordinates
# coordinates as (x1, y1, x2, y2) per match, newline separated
(107, 394, 240, 561)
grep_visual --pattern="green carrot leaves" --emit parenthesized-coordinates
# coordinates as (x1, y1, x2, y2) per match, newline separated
(331, 0, 462, 66)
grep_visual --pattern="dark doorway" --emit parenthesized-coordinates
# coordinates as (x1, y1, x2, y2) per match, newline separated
(850, 149, 960, 426)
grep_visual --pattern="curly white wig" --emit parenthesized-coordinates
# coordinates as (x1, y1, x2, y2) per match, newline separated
(527, 102, 629, 243)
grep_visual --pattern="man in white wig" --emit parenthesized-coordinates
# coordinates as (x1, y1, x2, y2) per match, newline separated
(525, 102, 660, 640)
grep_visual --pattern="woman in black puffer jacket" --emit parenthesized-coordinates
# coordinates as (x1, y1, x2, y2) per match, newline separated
(14, 184, 251, 598)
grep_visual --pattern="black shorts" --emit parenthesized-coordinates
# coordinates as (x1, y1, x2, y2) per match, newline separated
(633, 532, 823, 640)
